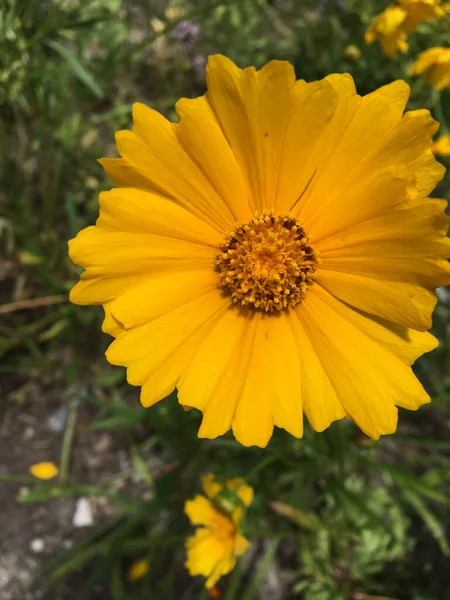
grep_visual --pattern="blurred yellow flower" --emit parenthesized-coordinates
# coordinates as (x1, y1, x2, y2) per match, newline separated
(29, 461, 59, 480)
(432, 134, 450, 155)
(365, 6, 408, 58)
(184, 475, 253, 589)
(128, 558, 150, 581)
(409, 47, 450, 90)
(366, 1, 443, 58)
(398, 0, 444, 29)
(69, 55, 450, 447)
(343, 45, 361, 62)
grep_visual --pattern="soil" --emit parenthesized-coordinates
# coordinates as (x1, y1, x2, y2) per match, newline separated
(0, 377, 130, 600)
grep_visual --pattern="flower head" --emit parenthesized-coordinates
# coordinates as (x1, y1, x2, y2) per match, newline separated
(29, 461, 59, 480)
(398, 0, 444, 29)
(409, 47, 450, 90)
(365, 6, 409, 58)
(432, 133, 450, 156)
(69, 55, 450, 447)
(184, 475, 253, 588)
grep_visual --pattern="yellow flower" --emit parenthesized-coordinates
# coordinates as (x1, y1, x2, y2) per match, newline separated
(398, 0, 444, 30)
(432, 133, 450, 155)
(29, 461, 59, 480)
(69, 55, 450, 447)
(365, 6, 409, 58)
(409, 47, 450, 90)
(128, 558, 150, 581)
(184, 475, 253, 588)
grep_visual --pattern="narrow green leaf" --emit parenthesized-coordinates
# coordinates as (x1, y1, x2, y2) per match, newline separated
(44, 39, 104, 98)
(402, 489, 449, 556)
(241, 540, 279, 600)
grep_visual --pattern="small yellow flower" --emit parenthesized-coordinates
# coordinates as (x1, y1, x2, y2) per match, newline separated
(365, 6, 409, 58)
(409, 47, 450, 90)
(128, 558, 150, 581)
(29, 461, 59, 480)
(432, 134, 450, 156)
(343, 45, 362, 62)
(398, 0, 444, 30)
(185, 475, 253, 589)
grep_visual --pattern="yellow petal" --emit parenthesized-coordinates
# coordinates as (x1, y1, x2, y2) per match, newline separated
(110, 269, 220, 329)
(318, 199, 450, 288)
(29, 462, 59, 480)
(432, 134, 450, 156)
(176, 108, 253, 222)
(102, 303, 123, 337)
(115, 104, 235, 232)
(234, 534, 250, 556)
(317, 270, 436, 331)
(185, 529, 233, 589)
(106, 289, 228, 386)
(226, 478, 254, 522)
(226, 479, 254, 506)
(308, 287, 438, 366)
(97, 188, 222, 247)
(178, 308, 246, 422)
(288, 312, 346, 432)
(231, 315, 274, 448)
(298, 286, 431, 439)
(205, 54, 296, 212)
(274, 78, 339, 212)
(99, 157, 156, 191)
(185, 495, 220, 527)
(297, 80, 412, 231)
(70, 273, 147, 306)
(265, 314, 303, 438)
(69, 226, 215, 281)
(201, 475, 222, 499)
(128, 558, 149, 581)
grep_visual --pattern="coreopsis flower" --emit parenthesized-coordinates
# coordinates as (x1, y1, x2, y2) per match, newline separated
(409, 47, 450, 90)
(432, 134, 450, 155)
(69, 55, 450, 447)
(398, 0, 444, 29)
(29, 461, 59, 480)
(184, 475, 253, 588)
(365, 6, 409, 58)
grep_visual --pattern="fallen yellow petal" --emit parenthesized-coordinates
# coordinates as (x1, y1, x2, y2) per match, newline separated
(128, 558, 149, 581)
(29, 462, 59, 480)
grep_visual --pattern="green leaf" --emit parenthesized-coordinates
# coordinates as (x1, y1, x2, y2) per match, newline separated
(241, 540, 279, 600)
(44, 38, 104, 98)
(402, 489, 449, 556)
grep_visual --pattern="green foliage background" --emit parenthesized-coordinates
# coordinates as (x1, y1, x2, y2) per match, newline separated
(1, 0, 450, 599)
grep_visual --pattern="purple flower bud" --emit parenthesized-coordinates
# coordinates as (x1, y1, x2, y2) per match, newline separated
(192, 54, 206, 76)
(171, 20, 200, 44)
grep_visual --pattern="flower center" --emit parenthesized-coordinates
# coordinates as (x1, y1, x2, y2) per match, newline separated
(216, 211, 318, 312)
(211, 512, 236, 541)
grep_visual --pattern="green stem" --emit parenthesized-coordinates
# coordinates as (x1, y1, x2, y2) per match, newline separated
(431, 89, 449, 133)
(59, 396, 79, 483)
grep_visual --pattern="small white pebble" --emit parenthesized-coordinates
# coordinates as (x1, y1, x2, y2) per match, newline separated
(72, 497, 94, 528)
(46, 405, 69, 433)
(23, 426, 35, 440)
(30, 539, 45, 553)
(437, 286, 450, 302)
